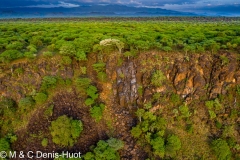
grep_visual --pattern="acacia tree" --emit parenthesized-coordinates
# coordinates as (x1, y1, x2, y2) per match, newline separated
(211, 138, 232, 160)
(84, 138, 124, 160)
(59, 42, 76, 57)
(100, 38, 124, 54)
(50, 115, 83, 147)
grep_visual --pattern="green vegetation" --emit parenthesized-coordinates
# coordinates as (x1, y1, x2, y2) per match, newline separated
(49, 115, 83, 147)
(33, 92, 48, 104)
(0, 19, 240, 159)
(18, 97, 35, 113)
(90, 103, 105, 122)
(41, 138, 48, 147)
(85, 85, 99, 106)
(211, 138, 232, 160)
(84, 138, 124, 160)
(0, 137, 11, 153)
(0, 21, 239, 65)
(74, 78, 91, 95)
(151, 70, 166, 87)
(40, 76, 57, 92)
(93, 62, 107, 82)
(0, 50, 23, 63)
(131, 107, 181, 159)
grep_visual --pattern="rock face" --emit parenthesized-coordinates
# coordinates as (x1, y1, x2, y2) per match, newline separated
(0, 51, 239, 159)
(116, 61, 138, 109)
(1, 51, 237, 108)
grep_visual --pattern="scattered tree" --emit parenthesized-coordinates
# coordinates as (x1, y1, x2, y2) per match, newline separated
(50, 115, 83, 147)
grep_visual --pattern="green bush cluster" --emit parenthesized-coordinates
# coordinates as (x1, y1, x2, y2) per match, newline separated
(0, 50, 23, 63)
(0, 134, 17, 158)
(18, 97, 35, 114)
(41, 138, 48, 147)
(92, 62, 107, 82)
(131, 108, 181, 159)
(49, 115, 83, 147)
(74, 78, 91, 95)
(211, 138, 232, 160)
(90, 103, 105, 122)
(59, 42, 88, 61)
(61, 56, 72, 65)
(33, 92, 48, 105)
(24, 44, 37, 59)
(1, 21, 240, 65)
(84, 85, 106, 123)
(85, 85, 99, 106)
(178, 103, 192, 119)
(84, 138, 124, 160)
(151, 70, 166, 87)
(0, 137, 11, 153)
(40, 76, 57, 92)
(42, 51, 53, 57)
(205, 98, 222, 119)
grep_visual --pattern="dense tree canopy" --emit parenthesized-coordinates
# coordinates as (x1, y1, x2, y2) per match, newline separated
(0, 21, 240, 63)
(49, 115, 83, 147)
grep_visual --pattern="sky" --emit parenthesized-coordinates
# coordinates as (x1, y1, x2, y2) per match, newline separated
(0, 0, 239, 15)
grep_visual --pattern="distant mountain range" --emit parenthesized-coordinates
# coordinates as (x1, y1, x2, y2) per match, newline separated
(0, 5, 197, 18)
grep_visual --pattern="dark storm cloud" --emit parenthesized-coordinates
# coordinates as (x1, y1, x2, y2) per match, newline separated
(0, 0, 239, 16)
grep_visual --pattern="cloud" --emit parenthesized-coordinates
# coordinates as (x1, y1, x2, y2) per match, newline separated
(161, 0, 239, 11)
(0, 1, 80, 8)
(58, 1, 80, 7)
(0, 0, 239, 16)
(25, 1, 80, 8)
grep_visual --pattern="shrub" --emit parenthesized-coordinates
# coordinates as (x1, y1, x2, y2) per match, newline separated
(59, 43, 76, 57)
(33, 92, 48, 105)
(44, 105, 54, 118)
(24, 51, 36, 59)
(179, 104, 191, 118)
(220, 55, 229, 65)
(75, 51, 87, 61)
(85, 98, 95, 106)
(97, 72, 107, 82)
(90, 104, 105, 122)
(0, 138, 11, 153)
(136, 109, 145, 122)
(43, 51, 53, 57)
(61, 56, 72, 65)
(215, 121, 222, 129)
(84, 138, 123, 160)
(6, 133, 17, 143)
(206, 99, 222, 111)
(13, 68, 24, 76)
(165, 135, 181, 157)
(18, 97, 35, 113)
(150, 137, 165, 158)
(40, 76, 57, 92)
(80, 67, 87, 74)
(41, 138, 48, 147)
(0, 50, 23, 63)
(74, 78, 91, 95)
(209, 110, 216, 119)
(27, 45, 37, 53)
(205, 100, 214, 110)
(92, 62, 106, 73)
(151, 70, 166, 87)
(86, 85, 98, 100)
(170, 93, 181, 105)
(50, 115, 83, 147)
(211, 138, 231, 160)
(0, 97, 16, 114)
